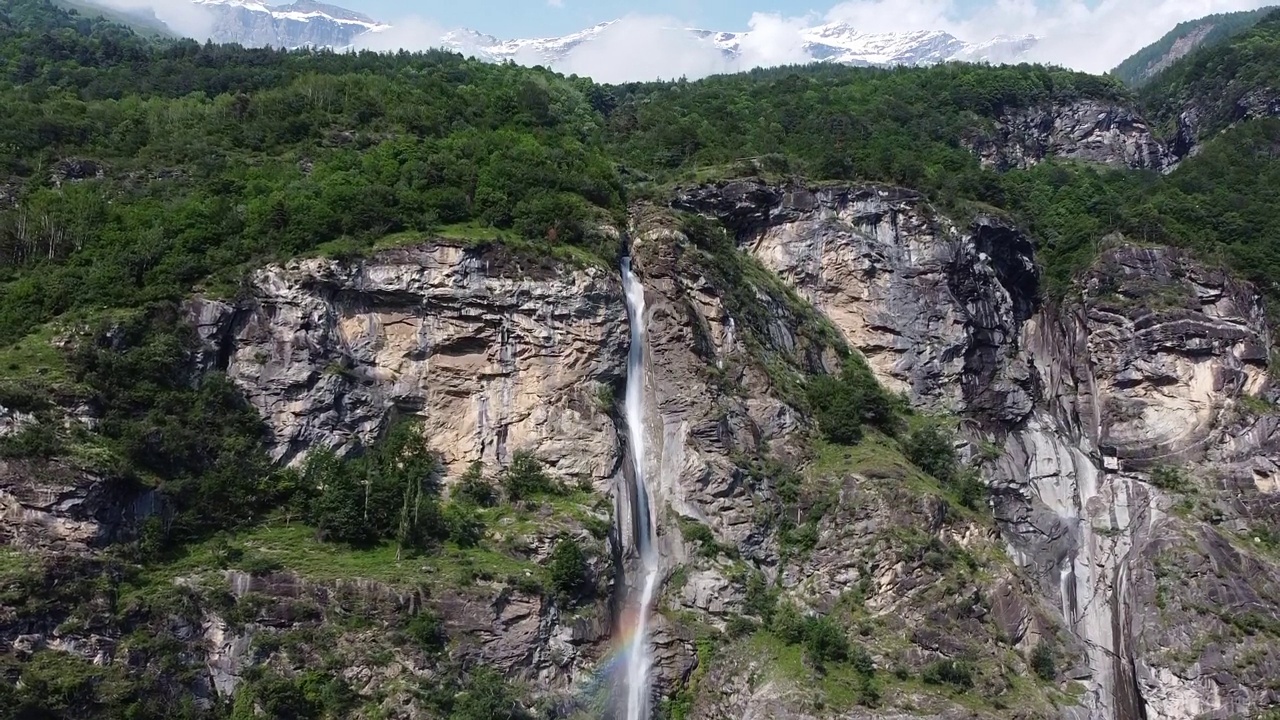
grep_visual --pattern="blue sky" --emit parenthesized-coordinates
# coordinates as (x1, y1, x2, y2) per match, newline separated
(345, 0, 974, 37)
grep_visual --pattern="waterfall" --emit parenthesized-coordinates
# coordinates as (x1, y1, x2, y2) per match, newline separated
(620, 256, 659, 720)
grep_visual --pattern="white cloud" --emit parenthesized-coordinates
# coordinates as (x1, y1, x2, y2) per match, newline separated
(825, 0, 1276, 73)
(351, 16, 447, 52)
(556, 15, 730, 83)
(551, 13, 816, 82)
(737, 12, 814, 68)
(107, 0, 1277, 81)
(515, 0, 1279, 81)
(94, 0, 215, 40)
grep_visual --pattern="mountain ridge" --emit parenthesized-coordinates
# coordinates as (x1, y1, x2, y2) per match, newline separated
(69, 0, 1039, 69)
(439, 20, 1040, 69)
(1111, 6, 1276, 86)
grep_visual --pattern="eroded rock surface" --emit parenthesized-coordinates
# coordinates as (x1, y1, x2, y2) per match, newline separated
(190, 243, 628, 485)
(0, 459, 152, 551)
(965, 100, 1172, 172)
(677, 179, 1280, 719)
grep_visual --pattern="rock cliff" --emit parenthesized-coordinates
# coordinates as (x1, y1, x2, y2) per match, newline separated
(189, 243, 629, 483)
(966, 100, 1173, 172)
(7, 180, 1280, 719)
(676, 179, 1280, 719)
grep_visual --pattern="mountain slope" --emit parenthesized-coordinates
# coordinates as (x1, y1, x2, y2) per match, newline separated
(1112, 6, 1275, 87)
(6, 2, 1280, 720)
(1140, 8, 1280, 148)
(50, 0, 174, 37)
(193, 0, 389, 48)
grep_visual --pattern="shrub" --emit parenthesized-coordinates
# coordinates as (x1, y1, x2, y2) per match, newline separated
(546, 538, 590, 600)
(904, 423, 958, 484)
(501, 452, 559, 501)
(771, 606, 855, 669)
(807, 356, 901, 445)
(404, 611, 446, 654)
(726, 615, 759, 638)
(922, 659, 974, 690)
(1149, 464, 1187, 492)
(443, 502, 484, 548)
(850, 644, 875, 677)
(771, 604, 807, 645)
(1031, 641, 1056, 681)
(953, 469, 987, 510)
(782, 521, 820, 553)
(450, 667, 527, 720)
(679, 518, 724, 557)
(743, 573, 778, 622)
(454, 461, 498, 507)
(0, 423, 63, 458)
(803, 616, 850, 666)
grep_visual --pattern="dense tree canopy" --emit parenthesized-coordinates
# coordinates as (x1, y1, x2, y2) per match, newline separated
(1141, 9, 1280, 136)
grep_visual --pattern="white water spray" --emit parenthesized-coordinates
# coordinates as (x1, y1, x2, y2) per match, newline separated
(620, 256, 659, 720)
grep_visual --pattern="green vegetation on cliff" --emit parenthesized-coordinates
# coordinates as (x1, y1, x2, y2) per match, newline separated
(5, 0, 1280, 716)
(1111, 7, 1273, 87)
(1141, 9, 1280, 135)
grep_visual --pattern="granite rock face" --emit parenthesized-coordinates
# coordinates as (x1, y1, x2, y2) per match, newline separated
(966, 100, 1173, 172)
(183, 233, 834, 706)
(10, 178, 1280, 718)
(676, 179, 1280, 719)
(0, 459, 153, 552)
(189, 243, 629, 486)
(676, 182, 1039, 424)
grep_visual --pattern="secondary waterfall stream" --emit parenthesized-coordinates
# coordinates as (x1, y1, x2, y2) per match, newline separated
(620, 256, 659, 720)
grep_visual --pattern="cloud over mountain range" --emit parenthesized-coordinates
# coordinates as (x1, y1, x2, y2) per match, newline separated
(88, 0, 1278, 79)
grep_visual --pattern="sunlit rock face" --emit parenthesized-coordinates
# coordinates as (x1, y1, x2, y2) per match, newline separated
(674, 179, 1280, 719)
(189, 244, 629, 485)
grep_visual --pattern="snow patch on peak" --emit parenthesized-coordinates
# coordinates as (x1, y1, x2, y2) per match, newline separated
(439, 19, 1039, 72)
(192, 0, 389, 32)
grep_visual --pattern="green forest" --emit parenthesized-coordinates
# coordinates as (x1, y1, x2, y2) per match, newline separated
(4, 0, 1280, 715)
(1110, 6, 1274, 87)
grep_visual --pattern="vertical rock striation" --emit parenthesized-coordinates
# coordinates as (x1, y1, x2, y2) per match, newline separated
(676, 179, 1280, 719)
(189, 243, 629, 486)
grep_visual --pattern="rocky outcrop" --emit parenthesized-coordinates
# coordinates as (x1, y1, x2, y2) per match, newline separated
(0, 459, 152, 552)
(677, 181, 1038, 424)
(965, 100, 1173, 172)
(183, 232, 832, 706)
(201, 0, 385, 49)
(628, 217, 836, 558)
(12, 177, 1280, 719)
(1174, 90, 1280, 158)
(676, 179, 1280, 719)
(993, 245, 1275, 720)
(188, 243, 628, 485)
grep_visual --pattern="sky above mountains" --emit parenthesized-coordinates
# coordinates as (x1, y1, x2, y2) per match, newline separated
(100, 0, 1277, 75)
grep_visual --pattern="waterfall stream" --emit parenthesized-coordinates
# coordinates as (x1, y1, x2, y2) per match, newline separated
(620, 256, 659, 720)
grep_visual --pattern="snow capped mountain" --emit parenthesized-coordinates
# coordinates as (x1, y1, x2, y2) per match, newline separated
(438, 20, 1038, 70)
(439, 22, 621, 65)
(192, 0, 390, 48)
(160, 1, 1036, 74)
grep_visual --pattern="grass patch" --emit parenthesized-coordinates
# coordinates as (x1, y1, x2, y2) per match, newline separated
(0, 549, 36, 577)
(141, 522, 539, 592)
(808, 433, 989, 521)
(0, 323, 76, 394)
(747, 632, 877, 712)
(300, 222, 613, 270)
(475, 490, 611, 542)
